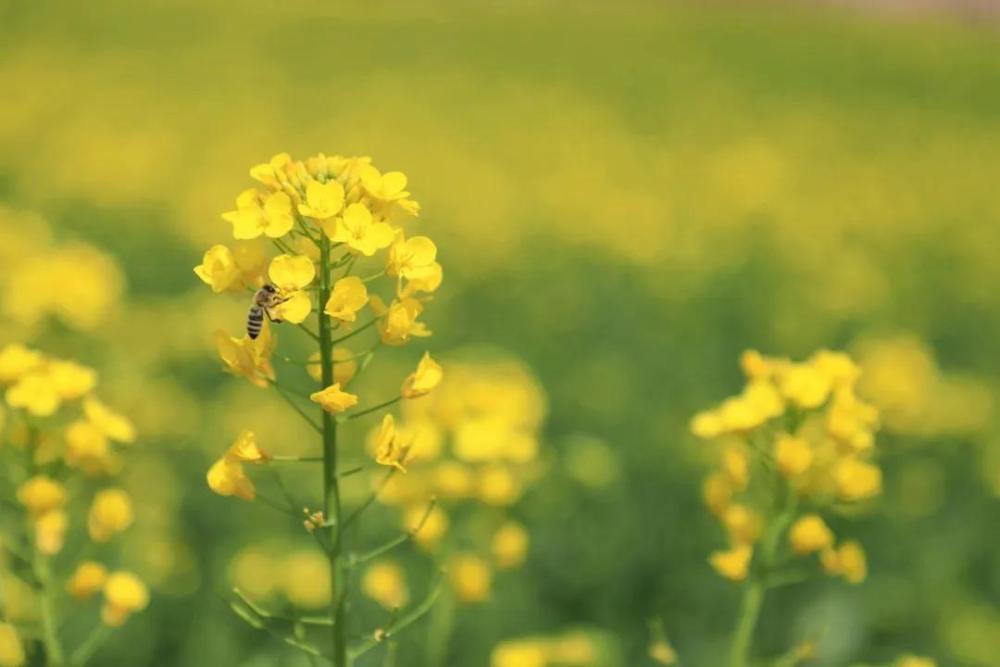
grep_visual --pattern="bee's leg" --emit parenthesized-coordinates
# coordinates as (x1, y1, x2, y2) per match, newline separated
(264, 308, 285, 324)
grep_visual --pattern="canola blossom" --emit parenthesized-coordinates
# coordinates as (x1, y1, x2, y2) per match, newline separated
(198, 152, 443, 666)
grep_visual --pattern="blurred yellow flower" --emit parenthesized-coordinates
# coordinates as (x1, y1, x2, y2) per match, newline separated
(67, 561, 109, 600)
(649, 638, 677, 665)
(775, 434, 813, 478)
(702, 472, 732, 516)
(0, 344, 43, 383)
(207, 431, 270, 501)
(780, 362, 833, 409)
(478, 465, 521, 506)
(401, 352, 443, 399)
(407, 504, 449, 550)
(298, 179, 345, 220)
(83, 396, 136, 444)
(492, 521, 529, 569)
(432, 461, 474, 498)
(449, 554, 492, 603)
(101, 571, 149, 626)
(224, 189, 294, 239)
(35, 510, 68, 555)
(323, 203, 394, 256)
(789, 514, 834, 555)
(896, 656, 936, 667)
(834, 458, 882, 501)
(821, 540, 867, 584)
(721, 504, 761, 545)
(307, 348, 357, 385)
(373, 414, 410, 472)
(720, 443, 749, 490)
(194, 244, 243, 293)
(88, 488, 134, 542)
(709, 545, 752, 581)
(310, 383, 358, 413)
(0, 623, 25, 667)
(491, 642, 548, 667)
(371, 296, 431, 346)
(324, 276, 368, 323)
(6, 372, 60, 417)
(361, 561, 409, 609)
(17, 476, 66, 517)
(281, 551, 331, 609)
(47, 360, 97, 400)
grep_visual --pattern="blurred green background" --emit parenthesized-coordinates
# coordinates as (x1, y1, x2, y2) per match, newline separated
(1, 0, 999, 665)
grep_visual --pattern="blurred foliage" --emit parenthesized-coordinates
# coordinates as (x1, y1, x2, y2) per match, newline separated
(0, 0, 999, 665)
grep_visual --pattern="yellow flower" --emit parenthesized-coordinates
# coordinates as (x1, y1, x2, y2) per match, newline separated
(433, 461, 474, 498)
(268, 254, 316, 290)
(310, 383, 359, 413)
(720, 443, 749, 490)
(83, 396, 136, 444)
(834, 458, 882, 501)
(16, 476, 66, 517)
(214, 328, 275, 388)
(6, 372, 60, 417)
(224, 189, 295, 239)
(249, 152, 292, 187)
(324, 276, 368, 323)
(67, 561, 108, 600)
(491, 642, 547, 667)
(371, 296, 431, 346)
(821, 540, 867, 584)
(322, 203, 394, 256)
(709, 544, 753, 581)
(47, 360, 97, 400)
(64, 420, 113, 475)
(270, 291, 312, 324)
(386, 234, 442, 296)
(789, 514, 834, 554)
(88, 488, 134, 542)
(812, 350, 861, 388)
(478, 465, 521, 506)
(721, 504, 761, 545)
(35, 510, 67, 555)
(194, 244, 243, 293)
(373, 414, 410, 472)
(896, 656, 936, 667)
(649, 638, 677, 665)
(207, 457, 255, 501)
(0, 623, 25, 667)
(702, 472, 732, 516)
(360, 166, 410, 202)
(690, 410, 725, 439)
(226, 430, 270, 463)
(775, 434, 812, 478)
(401, 352, 443, 399)
(406, 504, 449, 550)
(448, 554, 492, 603)
(780, 362, 833, 409)
(298, 179, 346, 219)
(281, 550, 332, 609)
(101, 571, 149, 626)
(306, 347, 357, 385)
(361, 561, 409, 609)
(0, 344, 43, 384)
(492, 521, 529, 569)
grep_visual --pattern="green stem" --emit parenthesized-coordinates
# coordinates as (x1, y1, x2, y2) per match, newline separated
(331, 318, 379, 346)
(69, 625, 111, 666)
(729, 580, 763, 667)
(319, 236, 348, 667)
(35, 549, 64, 666)
(344, 396, 402, 422)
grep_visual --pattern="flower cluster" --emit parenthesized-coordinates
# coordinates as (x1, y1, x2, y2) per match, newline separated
(198, 152, 444, 666)
(363, 355, 545, 607)
(691, 349, 882, 664)
(0, 343, 147, 664)
(490, 629, 617, 667)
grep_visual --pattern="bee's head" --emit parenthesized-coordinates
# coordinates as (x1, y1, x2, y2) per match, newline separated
(262, 284, 277, 293)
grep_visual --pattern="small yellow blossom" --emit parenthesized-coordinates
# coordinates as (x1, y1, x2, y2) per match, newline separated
(433, 461, 474, 498)
(722, 504, 762, 545)
(896, 656, 936, 667)
(214, 328, 275, 388)
(491, 642, 547, 667)
(720, 443, 749, 490)
(47, 360, 98, 400)
(270, 291, 312, 324)
(17, 476, 66, 516)
(323, 203, 394, 256)
(373, 414, 410, 472)
(690, 410, 725, 439)
(650, 637, 677, 665)
(194, 244, 243, 293)
(83, 396, 136, 444)
(775, 434, 813, 478)
(6, 372, 60, 417)
(478, 465, 522, 506)
(387, 234, 442, 296)
(371, 296, 431, 346)
(307, 348, 357, 385)
(449, 554, 492, 603)
(324, 276, 368, 323)
(407, 504, 449, 550)
(0, 623, 25, 667)
(224, 189, 294, 239)
(298, 179, 346, 220)
(780, 362, 833, 409)
(281, 550, 332, 609)
(821, 540, 867, 584)
(67, 561, 109, 600)
(88, 488, 134, 542)
(310, 383, 359, 413)
(834, 458, 883, 501)
(249, 152, 292, 187)
(360, 166, 410, 202)
(207, 457, 256, 501)
(702, 472, 732, 516)
(709, 544, 753, 581)
(401, 352, 443, 399)
(35, 510, 68, 555)
(361, 561, 409, 609)
(789, 514, 834, 554)
(492, 521, 529, 569)
(64, 422, 110, 479)
(268, 254, 316, 290)
(101, 571, 149, 626)
(0, 344, 43, 383)
(226, 430, 270, 463)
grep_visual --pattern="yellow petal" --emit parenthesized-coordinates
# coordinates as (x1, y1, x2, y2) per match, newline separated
(271, 291, 312, 324)
(268, 254, 316, 290)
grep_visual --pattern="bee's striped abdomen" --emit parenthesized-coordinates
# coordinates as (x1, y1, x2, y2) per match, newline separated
(247, 306, 264, 339)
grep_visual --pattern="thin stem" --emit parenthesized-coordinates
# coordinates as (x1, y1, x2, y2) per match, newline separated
(361, 270, 385, 284)
(296, 323, 322, 343)
(35, 552, 64, 666)
(319, 234, 348, 667)
(344, 396, 402, 422)
(270, 455, 324, 463)
(350, 580, 443, 660)
(343, 470, 397, 531)
(331, 318, 379, 347)
(349, 499, 437, 568)
(268, 380, 323, 434)
(69, 625, 111, 666)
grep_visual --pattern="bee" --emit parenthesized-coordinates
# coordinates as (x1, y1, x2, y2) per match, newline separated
(247, 284, 289, 340)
